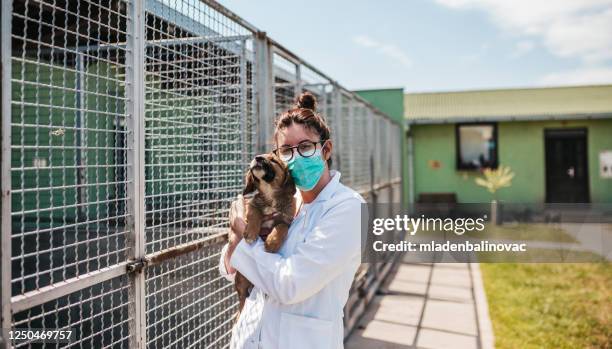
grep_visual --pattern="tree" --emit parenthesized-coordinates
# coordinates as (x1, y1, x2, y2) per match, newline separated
(475, 165, 515, 225)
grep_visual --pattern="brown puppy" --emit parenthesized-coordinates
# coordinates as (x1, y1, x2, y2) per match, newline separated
(234, 153, 296, 320)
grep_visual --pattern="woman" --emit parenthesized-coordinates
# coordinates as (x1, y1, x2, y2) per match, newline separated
(219, 92, 364, 349)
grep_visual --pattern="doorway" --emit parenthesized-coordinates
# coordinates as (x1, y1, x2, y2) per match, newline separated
(544, 128, 590, 203)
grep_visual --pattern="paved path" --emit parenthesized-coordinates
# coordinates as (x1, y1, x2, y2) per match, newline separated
(560, 223, 612, 261)
(345, 260, 494, 349)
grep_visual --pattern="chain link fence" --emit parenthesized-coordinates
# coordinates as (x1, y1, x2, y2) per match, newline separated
(0, 0, 403, 347)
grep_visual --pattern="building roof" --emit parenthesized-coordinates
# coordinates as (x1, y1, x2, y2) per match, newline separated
(404, 84, 612, 124)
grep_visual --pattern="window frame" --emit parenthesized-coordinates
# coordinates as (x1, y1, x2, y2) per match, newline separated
(455, 122, 499, 170)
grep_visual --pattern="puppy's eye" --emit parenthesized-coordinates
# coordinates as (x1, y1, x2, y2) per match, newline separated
(269, 157, 282, 167)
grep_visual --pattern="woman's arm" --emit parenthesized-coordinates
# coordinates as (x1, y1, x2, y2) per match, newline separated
(230, 197, 362, 304)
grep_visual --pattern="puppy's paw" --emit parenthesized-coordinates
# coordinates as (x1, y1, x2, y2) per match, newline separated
(244, 233, 257, 244)
(243, 224, 258, 244)
(264, 235, 282, 252)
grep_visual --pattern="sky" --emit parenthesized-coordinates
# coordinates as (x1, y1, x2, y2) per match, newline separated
(217, 0, 612, 93)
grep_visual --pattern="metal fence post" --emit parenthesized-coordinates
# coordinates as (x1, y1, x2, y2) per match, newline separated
(1, 1, 12, 347)
(387, 121, 393, 185)
(406, 122, 415, 212)
(240, 39, 248, 165)
(255, 32, 274, 154)
(332, 84, 343, 171)
(126, 0, 147, 347)
(319, 84, 327, 118)
(75, 53, 87, 217)
(368, 111, 375, 194)
(296, 63, 303, 95)
(399, 124, 406, 211)
(348, 96, 356, 185)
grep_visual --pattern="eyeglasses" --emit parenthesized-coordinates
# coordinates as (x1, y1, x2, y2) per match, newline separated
(273, 140, 327, 162)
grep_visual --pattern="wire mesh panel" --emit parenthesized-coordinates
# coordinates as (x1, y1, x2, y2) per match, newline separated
(272, 52, 297, 118)
(383, 119, 392, 184)
(299, 65, 328, 112)
(9, 0, 131, 309)
(338, 93, 354, 186)
(374, 117, 390, 187)
(325, 86, 343, 171)
(142, 0, 253, 347)
(145, 243, 235, 348)
(12, 275, 132, 348)
(390, 124, 401, 181)
(143, 0, 254, 254)
(351, 104, 370, 192)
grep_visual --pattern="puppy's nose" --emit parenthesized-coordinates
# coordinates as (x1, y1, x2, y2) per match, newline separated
(255, 155, 265, 162)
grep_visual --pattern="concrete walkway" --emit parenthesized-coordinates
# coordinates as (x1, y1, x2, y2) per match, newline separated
(346, 260, 494, 349)
(561, 223, 612, 261)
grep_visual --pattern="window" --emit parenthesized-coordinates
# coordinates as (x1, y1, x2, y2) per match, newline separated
(456, 123, 498, 170)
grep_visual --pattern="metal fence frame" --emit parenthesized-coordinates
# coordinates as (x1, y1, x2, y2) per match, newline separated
(0, 0, 403, 347)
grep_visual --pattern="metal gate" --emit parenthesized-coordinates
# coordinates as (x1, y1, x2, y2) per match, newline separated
(0, 0, 403, 347)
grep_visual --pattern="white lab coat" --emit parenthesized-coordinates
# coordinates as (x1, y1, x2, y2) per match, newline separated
(218, 171, 364, 349)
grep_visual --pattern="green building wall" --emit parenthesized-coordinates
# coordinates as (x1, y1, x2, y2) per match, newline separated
(11, 58, 244, 231)
(11, 60, 123, 229)
(355, 88, 405, 125)
(411, 119, 612, 203)
(10, 59, 208, 228)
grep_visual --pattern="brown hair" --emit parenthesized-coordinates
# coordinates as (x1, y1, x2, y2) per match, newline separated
(274, 92, 332, 166)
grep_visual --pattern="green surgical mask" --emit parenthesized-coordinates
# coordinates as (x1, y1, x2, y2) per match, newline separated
(287, 149, 325, 191)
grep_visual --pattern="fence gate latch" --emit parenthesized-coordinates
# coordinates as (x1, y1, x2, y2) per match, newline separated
(126, 258, 147, 273)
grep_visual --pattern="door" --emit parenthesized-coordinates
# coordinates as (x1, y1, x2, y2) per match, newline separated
(545, 128, 590, 203)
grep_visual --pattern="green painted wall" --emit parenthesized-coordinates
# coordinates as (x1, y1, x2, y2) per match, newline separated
(411, 119, 612, 203)
(354, 88, 409, 206)
(355, 88, 404, 124)
(11, 59, 240, 231)
(11, 60, 123, 229)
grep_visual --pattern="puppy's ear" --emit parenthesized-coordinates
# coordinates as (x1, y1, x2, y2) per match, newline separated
(283, 171, 296, 195)
(243, 171, 257, 195)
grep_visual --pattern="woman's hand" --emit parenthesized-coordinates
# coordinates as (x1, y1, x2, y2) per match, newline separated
(225, 195, 247, 274)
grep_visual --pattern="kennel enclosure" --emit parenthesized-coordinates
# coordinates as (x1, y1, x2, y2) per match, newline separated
(0, 0, 403, 347)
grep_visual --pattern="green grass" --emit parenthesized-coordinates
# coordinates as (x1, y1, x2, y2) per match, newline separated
(481, 263, 612, 349)
(469, 224, 578, 243)
(417, 224, 577, 243)
(476, 248, 605, 263)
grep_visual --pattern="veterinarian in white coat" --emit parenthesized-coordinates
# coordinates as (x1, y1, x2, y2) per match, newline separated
(218, 92, 365, 349)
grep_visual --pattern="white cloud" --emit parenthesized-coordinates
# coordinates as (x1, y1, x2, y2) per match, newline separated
(538, 66, 612, 86)
(434, 0, 612, 63)
(511, 40, 535, 58)
(352, 35, 412, 67)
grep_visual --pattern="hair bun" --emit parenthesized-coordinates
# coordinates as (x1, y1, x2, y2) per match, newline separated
(295, 92, 317, 112)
